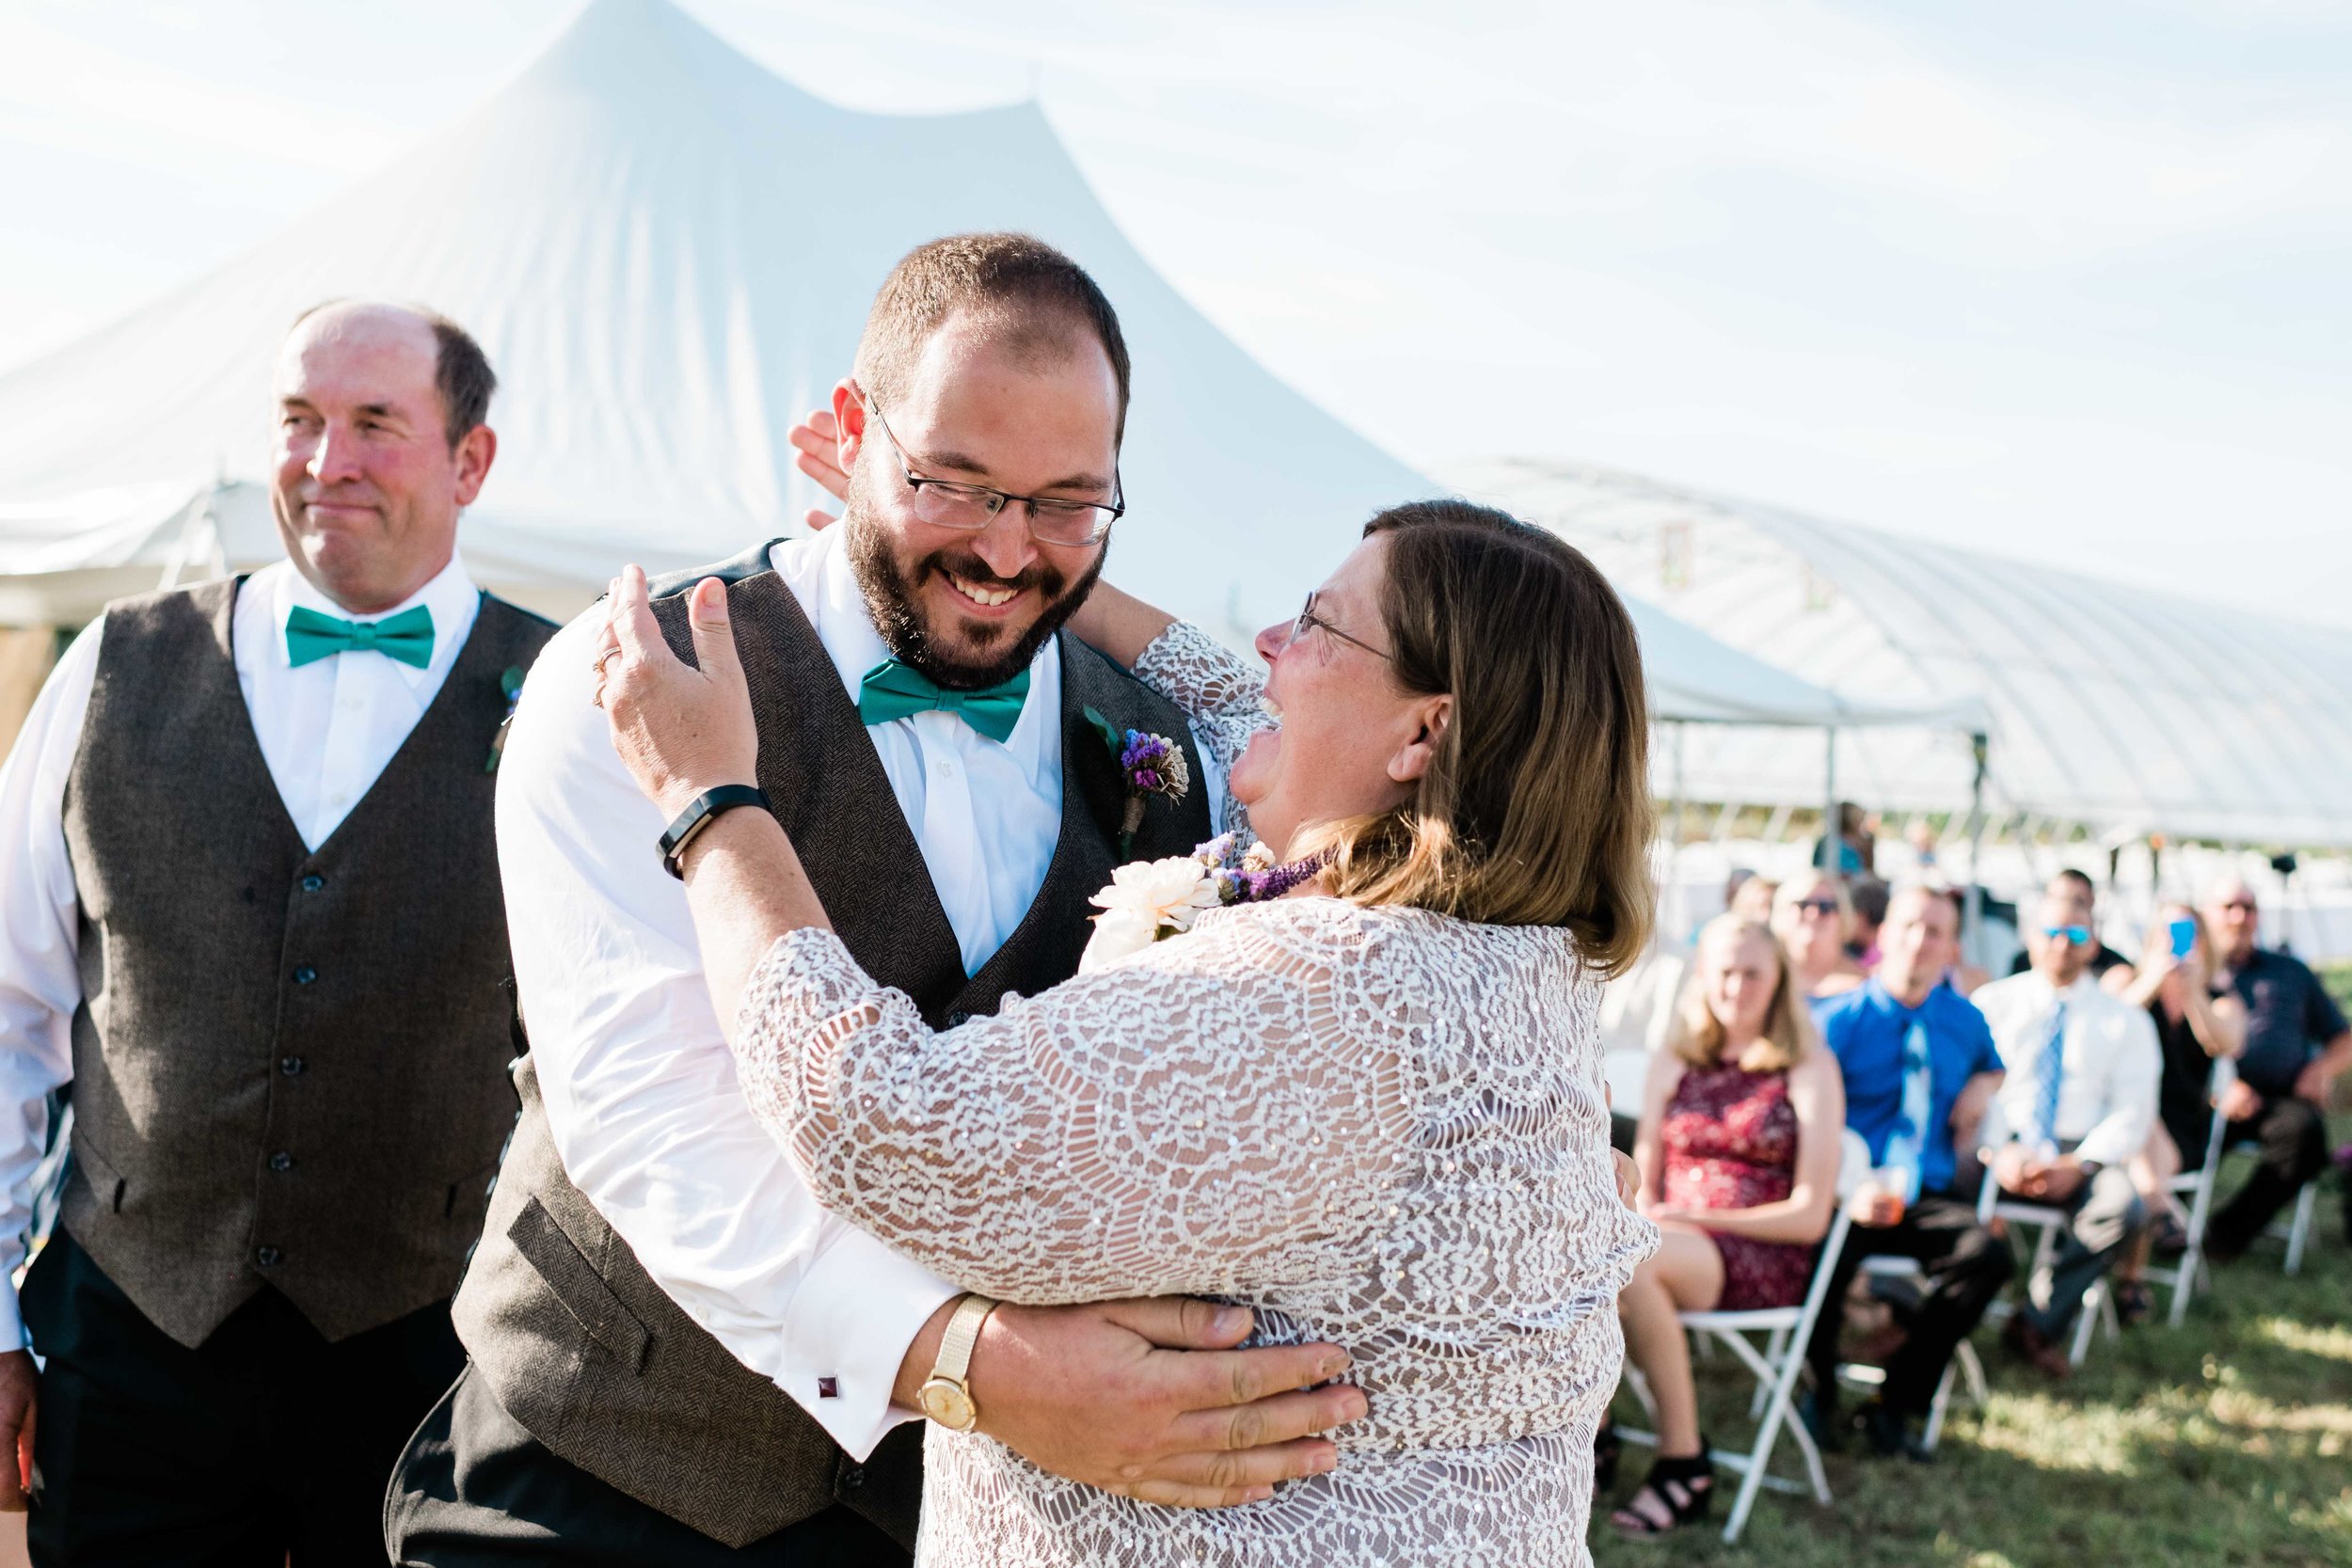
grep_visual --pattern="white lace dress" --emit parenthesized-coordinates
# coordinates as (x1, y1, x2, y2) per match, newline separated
(729, 623, 1657, 1567)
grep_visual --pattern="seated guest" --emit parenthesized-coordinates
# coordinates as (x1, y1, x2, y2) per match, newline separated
(2005, 870, 2135, 990)
(1727, 868, 1779, 924)
(2111, 905, 2244, 1316)
(1607, 916, 1845, 1536)
(1849, 877, 1890, 968)
(1774, 870, 1864, 1001)
(1807, 887, 2010, 1460)
(1973, 895, 2160, 1374)
(2202, 879, 2351, 1261)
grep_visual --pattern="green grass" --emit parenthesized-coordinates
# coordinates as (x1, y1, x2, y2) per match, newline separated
(1595, 1146, 2352, 1566)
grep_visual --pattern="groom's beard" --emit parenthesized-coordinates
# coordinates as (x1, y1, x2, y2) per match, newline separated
(845, 498, 1103, 691)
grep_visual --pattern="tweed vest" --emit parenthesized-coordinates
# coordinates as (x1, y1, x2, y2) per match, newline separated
(452, 546, 1215, 1550)
(56, 577, 555, 1350)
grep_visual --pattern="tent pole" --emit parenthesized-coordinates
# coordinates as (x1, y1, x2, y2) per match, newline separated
(1963, 732, 1988, 958)
(1820, 727, 1838, 873)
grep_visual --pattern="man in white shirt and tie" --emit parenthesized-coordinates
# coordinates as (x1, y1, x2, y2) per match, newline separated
(0, 302, 555, 1562)
(1974, 888, 2160, 1378)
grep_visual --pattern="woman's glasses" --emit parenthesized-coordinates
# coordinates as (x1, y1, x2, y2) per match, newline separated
(1285, 593, 1391, 661)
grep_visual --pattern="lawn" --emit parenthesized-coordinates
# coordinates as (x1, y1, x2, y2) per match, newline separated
(1597, 964, 2352, 1568)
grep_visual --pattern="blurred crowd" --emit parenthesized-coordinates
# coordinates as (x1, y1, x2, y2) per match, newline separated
(1593, 829, 2351, 1539)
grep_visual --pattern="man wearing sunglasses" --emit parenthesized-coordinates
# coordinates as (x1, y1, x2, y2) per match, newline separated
(1973, 895, 2160, 1376)
(2003, 870, 2135, 990)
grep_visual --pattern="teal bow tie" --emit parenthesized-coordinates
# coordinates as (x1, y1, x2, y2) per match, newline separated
(856, 658, 1030, 744)
(284, 603, 436, 670)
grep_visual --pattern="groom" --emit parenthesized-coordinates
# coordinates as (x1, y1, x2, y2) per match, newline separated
(387, 233, 1367, 1564)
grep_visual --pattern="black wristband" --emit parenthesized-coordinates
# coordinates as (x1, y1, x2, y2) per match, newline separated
(659, 784, 771, 879)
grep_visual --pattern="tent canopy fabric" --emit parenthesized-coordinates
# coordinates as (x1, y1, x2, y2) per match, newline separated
(0, 0, 1430, 642)
(1456, 458, 2352, 847)
(0, 0, 1918, 746)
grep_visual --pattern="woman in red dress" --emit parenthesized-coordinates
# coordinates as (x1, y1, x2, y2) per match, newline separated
(1606, 914, 1846, 1536)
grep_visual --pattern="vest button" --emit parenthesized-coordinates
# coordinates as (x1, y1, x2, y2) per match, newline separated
(841, 1465, 864, 1490)
(269, 1151, 294, 1173)
(279, 1055, 305, 1076)
(300, 874, 325, 893)
(255, 1246, 282, 1268)
(946, 1011, 972, 1027)
(293, 965, 318, 985)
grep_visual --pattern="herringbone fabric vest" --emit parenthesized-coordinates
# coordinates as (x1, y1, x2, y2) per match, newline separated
(453, 546, 1214, 1550)
(58, 577, 555, 1349)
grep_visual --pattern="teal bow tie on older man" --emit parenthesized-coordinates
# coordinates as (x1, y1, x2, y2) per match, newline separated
(284, 604, 436, 670)
(856, 658, 1030, 744)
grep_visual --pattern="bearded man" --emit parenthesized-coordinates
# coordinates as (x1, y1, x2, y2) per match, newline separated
(386, 234, 1366, 1565)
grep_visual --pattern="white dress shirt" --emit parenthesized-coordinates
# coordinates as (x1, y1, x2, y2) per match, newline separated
(1975, 970, 2162, 1169)
(0, 555, 482, 1350)
(501, 527, 1224, 1460)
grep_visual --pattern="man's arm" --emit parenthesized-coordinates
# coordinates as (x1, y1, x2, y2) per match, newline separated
(520, 601, 1362, 1500)
(0, 622, 106, 1508)
(2294, 968, 2352, 1105)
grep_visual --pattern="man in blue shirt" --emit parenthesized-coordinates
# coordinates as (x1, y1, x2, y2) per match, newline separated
(1806, 887, 2010, 1460)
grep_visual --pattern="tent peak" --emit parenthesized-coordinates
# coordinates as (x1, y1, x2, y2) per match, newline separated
(522, 0, 837, 119)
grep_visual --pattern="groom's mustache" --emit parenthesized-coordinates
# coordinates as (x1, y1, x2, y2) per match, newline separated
(917, 548, 1069, 604)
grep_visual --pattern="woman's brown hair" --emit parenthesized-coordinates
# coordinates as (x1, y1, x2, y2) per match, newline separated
(1308, 499, 1655, 974)
(1669, 915, 1820, 1073)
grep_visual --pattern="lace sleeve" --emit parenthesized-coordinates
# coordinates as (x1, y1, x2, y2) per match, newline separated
(729, 907, 1419, 1304)
(1132, 622, 1271, 840)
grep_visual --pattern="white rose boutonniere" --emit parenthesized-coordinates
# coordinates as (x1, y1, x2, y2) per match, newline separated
(1078, 833, 1330, 974)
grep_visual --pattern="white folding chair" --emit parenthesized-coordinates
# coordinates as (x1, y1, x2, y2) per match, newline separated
(2144, 1055, 2234, 1325)
(1839, 1259, 1988, 1452)
(1620, 1129, 1871, 1543)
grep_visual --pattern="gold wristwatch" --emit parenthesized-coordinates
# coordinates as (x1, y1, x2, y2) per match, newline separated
(915, 1292, 1000, 1432)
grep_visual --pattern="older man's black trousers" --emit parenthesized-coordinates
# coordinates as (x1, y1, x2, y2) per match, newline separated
(1805, 1192, 2013, 1418)
(21, 1227, 465, 1567)
(2208, 1096, 2329, 1259)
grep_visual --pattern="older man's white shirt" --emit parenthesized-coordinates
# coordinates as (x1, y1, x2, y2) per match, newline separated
(1974, 970, 2161, 1168)
(497, 527, 1220, 1460)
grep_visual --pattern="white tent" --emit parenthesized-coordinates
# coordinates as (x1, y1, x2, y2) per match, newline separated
(1457, 458, 2352, 848)
(0, 0, 1436, 641)
(0, 0, 1925, 753)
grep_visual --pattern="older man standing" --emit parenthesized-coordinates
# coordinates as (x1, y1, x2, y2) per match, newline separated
(2202, 878, 2351, 1263)
(0, 302, 553, 1562)
(1974, 893, 2159, 1376)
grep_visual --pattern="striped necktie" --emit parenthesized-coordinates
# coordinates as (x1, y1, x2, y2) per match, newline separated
(2029, 1000, 2068, 1149)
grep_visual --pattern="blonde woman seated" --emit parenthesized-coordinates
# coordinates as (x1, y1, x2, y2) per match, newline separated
(1604, 915, 1845, 1536)
(1772, 869, 1867, 1001)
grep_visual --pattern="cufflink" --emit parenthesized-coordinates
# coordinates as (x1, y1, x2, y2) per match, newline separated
(818, 1377, 840, 1400)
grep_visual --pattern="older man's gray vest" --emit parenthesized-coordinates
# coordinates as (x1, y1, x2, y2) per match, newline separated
(57, 578, 555, 1349)
(451, 548, 1214, 1551)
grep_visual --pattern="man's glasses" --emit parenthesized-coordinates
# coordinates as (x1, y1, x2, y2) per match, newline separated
(864, 397, 1123, 547)
(2041, 925, 2092, 945)
(1791, 898, 1841, 918)
(1283, 593, 1391, 661)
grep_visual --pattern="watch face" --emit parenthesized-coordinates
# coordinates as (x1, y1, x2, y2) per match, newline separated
(918, 1377, 976, 1431)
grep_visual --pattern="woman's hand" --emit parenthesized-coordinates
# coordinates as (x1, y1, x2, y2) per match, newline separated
(790, 406, 848, 530)
(1612, 1149, 1641, 1209)
(596, 565, 759, 819)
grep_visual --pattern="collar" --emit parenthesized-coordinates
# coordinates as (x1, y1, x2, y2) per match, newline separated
(806, 524, 1060, 760)
(272, 551, 478, 689)
(1866, 975, 1936, 1021)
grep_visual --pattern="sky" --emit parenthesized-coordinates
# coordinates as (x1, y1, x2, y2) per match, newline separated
(3, 0, 2348, 624)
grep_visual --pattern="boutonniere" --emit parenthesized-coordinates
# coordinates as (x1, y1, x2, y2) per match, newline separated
(1079, 833, 1328, 973)
(485, 666, 526, 774)
(1084, 706, 1189, 857)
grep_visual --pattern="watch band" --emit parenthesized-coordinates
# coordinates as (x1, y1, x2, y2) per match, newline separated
(658, 784, 771, 879)
(932, 1291, 1000, 1388)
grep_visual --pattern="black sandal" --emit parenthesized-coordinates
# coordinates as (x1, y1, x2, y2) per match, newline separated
(2114, 1278, 2155, 1326)
(1594, 1416, 1621, 1495)
(1610, 1447, 1714, 1535)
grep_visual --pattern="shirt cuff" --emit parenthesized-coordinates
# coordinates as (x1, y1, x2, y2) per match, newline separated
(778, 1224, 960, 1461)
(0, 1277, 24, 1354)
